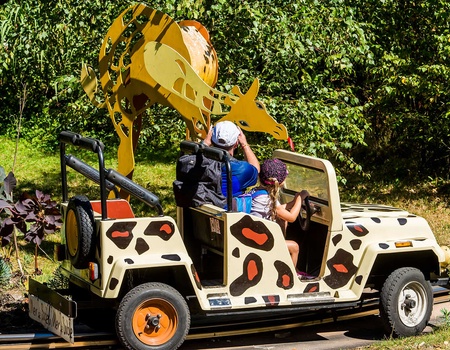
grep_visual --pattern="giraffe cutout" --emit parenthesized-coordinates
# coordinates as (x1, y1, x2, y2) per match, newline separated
(81, 4, 288, 197)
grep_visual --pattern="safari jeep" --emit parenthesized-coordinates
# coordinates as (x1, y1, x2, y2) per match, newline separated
(29, 131, 447, 350)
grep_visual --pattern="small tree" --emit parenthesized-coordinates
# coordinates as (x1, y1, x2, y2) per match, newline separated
(0, 169, 61, 275)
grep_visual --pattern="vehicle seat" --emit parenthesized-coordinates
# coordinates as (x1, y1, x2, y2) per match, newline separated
(90, 199, 135, 219)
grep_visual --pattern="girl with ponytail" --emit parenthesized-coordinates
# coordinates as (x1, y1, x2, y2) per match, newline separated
(250, 159, 309, 276)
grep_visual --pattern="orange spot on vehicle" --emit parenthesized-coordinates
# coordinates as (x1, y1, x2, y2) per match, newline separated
(355, 225, 363, 233)
(112, 231, 129, 238)
(247, 260, 258, 280)
(267, 295, 277, 303)
(333, 264, 348, 273)
(160, 223, 173, 234)
(308, 285, 318, 292)
(282, 274, 290, 287)
(242, 228, 268, 245)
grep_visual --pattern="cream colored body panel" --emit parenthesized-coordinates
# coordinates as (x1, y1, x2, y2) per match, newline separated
(60, 149, 445, 313)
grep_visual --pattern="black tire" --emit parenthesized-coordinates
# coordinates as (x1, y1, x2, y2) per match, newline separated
(116, 282, 190, 350)
(379, 267, 433, 337)
(65, 195, 95, 269)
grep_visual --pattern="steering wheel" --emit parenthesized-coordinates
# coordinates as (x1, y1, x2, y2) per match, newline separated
(298, 196, 312, 231)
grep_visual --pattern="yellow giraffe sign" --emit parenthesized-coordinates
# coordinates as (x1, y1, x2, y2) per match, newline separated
(81, 3, 288, 185)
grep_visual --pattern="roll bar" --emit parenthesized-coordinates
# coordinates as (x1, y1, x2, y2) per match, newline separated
(59, 131, 163, 219)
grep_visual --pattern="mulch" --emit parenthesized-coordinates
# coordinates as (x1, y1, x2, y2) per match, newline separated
(0, 291, 45, 334)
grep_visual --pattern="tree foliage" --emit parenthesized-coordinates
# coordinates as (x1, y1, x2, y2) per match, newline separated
(0, 0, 449, 181)
(348, 0, 450, 179)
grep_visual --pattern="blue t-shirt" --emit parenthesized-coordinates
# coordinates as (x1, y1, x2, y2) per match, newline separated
(221, 159, 258, 197)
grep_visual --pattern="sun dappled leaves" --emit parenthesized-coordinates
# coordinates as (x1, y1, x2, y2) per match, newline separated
(0, 0, 449, 181)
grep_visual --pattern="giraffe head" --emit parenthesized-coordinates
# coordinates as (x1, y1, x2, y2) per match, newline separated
(218, 78, 288, 141)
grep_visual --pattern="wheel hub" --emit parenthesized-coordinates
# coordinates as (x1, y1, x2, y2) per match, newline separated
(145, 313, 162, 331)
(401, 294, 417, 310)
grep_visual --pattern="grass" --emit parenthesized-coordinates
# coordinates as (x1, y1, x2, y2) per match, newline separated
(356, 326, 450, 350)
(0, 135, 177, 286)
(2, 135, 450, 347)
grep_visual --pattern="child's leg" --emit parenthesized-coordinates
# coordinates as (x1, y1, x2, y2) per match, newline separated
(286, 240, 299, 267)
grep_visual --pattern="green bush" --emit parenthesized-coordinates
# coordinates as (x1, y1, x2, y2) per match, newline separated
(0, 0, 449, 182)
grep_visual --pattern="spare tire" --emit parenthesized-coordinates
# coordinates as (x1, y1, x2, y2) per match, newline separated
(65, 195, 95, 269)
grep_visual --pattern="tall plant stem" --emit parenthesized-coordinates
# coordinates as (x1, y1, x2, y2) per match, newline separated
(34, 244, 38, 273)
(10, 83, 27, 277)
(13, 227, 23, 277)
(13, 83, 27, 173)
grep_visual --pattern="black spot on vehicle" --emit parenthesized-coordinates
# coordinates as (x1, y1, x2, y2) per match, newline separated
(109, 277, 119, 290)
(350, 239, 362, 250)
(245, 297, 257, 304)
(332, 234, 342, 246)
(346, 222, 369, 237)
(263, 295, 280, 306)
(162, 254, 181, 261)
(135, 237, 149, 255)
(398, 218, 407, 225)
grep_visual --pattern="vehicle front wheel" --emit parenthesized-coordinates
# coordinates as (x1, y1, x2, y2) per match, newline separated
(380, 267, 433, 337)
(116, 282, 190, 350)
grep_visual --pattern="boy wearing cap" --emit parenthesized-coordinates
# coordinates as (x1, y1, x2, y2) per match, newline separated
(203, 121, 260, 197)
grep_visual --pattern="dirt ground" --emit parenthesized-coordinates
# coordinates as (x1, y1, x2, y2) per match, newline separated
(0, 282, 45, 334)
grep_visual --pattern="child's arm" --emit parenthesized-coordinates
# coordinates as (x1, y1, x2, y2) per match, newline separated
(276, 190, 309, 223)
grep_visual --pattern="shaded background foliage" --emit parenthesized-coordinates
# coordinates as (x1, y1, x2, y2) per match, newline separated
(0, 0, 449, 182)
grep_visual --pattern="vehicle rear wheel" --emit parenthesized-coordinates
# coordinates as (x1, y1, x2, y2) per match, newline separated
(65, 195, 95, 269)
(116, 282, 190, 350)
(380, 267, 433, 337)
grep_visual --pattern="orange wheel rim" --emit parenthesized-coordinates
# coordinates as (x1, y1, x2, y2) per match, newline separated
(66, 210, 79, 257)
(132, 298, 178, 346)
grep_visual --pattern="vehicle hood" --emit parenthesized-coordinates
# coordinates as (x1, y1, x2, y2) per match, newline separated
(341, 202, 413, 220)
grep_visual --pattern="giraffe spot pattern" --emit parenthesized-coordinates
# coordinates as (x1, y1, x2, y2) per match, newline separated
(323, 249, 357, 289)
(106, 222, 137, 249)
(135, 237, 149, 255)
(109, 277, 119, 290)
(230, 216, 274, 251)
(303, 282, 320, 293)
(191, 264, 202, 290)
(245, 297, 257, 304)
(230, 253, 263, 297)
(332, 234, 342, 246)
(144, 221, 175, 241)
(162, 254, 181, 261)
(345, 221, 369, 237)
(350, 239, 362, 250)
(398, 218, 407, 225)
(263, 295, 280, 306)
(274, 260, 294, 290)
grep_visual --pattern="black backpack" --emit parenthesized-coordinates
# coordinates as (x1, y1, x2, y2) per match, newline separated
(173, 153, 226, 208)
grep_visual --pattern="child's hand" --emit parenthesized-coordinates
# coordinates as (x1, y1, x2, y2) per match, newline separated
(297, 190, 310, 202)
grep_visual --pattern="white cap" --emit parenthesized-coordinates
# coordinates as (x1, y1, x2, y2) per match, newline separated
(212, 121, 240, 147)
